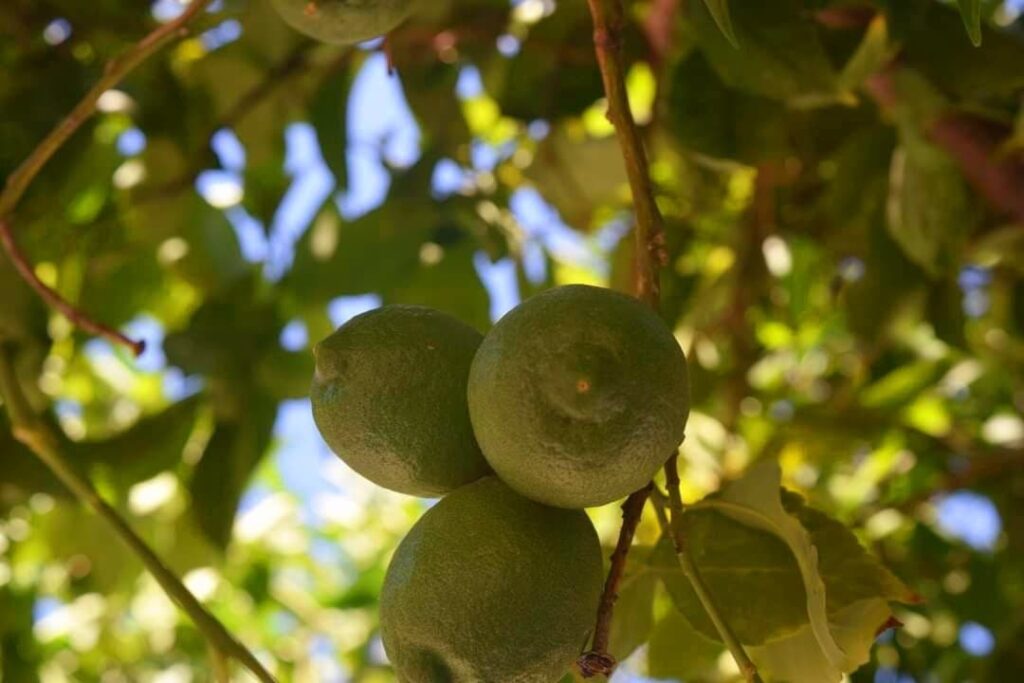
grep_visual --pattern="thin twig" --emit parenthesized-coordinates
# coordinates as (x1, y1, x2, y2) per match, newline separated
(0, 0, 214, 356)
(577, 0, 668, 675)
(663, 455, 763, 683)
(0, 0, 214, 218)
(577, 484, 652, 677)
(0, 220, 145, 355)
(0, 346, 276, 682)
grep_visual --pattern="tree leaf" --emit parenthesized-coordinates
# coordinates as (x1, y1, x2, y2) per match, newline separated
(492, 4, 606, 120)
(956, 0, 983, 47)
(188, 396, 277, 549)
(665, 52, 788, 163)
(886, 142, 974, 276)
(384, 238, 491, 332)
(690, 0, 838, 106)
(654, 499, 809, 645)
(701, 0, 740, 48)
(647, 608, 723, 680)
(311, 64, 354, 192)
(656, 462, 914, 679)
(748, 598, 896, 683)
(890, 0, 1024, 99)
(837, 16, 894, 95)
(79, 396, 202, 492)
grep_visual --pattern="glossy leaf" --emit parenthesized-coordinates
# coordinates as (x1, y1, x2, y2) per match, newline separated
(657, 463, 913, 678)
(956, 0, 983, 47)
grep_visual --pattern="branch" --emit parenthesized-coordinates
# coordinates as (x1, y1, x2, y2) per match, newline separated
(0, 346, 276, 682)
(0, 0, 214, 356)
(576, 484, 652, 677)
(578, 0, 670, 675)
(586, 0, 666, 309)
(0, 220, 145, 355)
(858, 66, 1024, 226)
(661, 456, 764, 683)
(0, 0, 214, 218)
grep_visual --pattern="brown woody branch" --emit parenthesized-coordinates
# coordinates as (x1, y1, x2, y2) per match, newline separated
(577, 0, 669, 676)
(0, 0, 215, 356)
(586, 0, 667, 309)
(0, 0, 214, 218)
(0, 220, 145, 355)
(577, 484, 652, 677)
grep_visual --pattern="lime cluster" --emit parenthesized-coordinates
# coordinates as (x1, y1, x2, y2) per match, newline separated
(310, 285, 690, 681)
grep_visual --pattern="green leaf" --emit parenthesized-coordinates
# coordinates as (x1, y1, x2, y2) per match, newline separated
(656, 462, 914, 679)
(188, 396, 277, 549)
(311, 64, 354, 192)
(837, 16, 894, 95)
(956, 0, 983, 47)
(79, 397, 202, 492)
(860, 360, 946, 409)
(702, 0, 739, 48)
(890, 0, 1024, 99)
(665, 52, 788, 163)
(647, 609, 723, 680)
(384, 238, 491, 332)
(525, 127, 627, 229)
(492, 4, 606, 120)
(255, 349, 315, 401)
(0, 421, 71, 505)
(655, 503, 809, 645)
(690, 0, 839, 106)
(886, 142, 974, 276)
(748, 598, 896, 683)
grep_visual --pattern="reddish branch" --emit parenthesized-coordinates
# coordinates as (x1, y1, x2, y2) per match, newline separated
(578, 0, 669, 676)
(849, 47, 1024, 227)
(577, 484, 652, 677)
(0, 220, 145, 356)
(643, 0, 680, 67)
(0, 0, 214, 218)
(0, 0, 214, 356)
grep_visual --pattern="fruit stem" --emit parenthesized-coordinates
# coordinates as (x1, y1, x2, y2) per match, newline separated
(0, 220, 145, 355)
(0, 0, 214, 356)
(0, 345, 277, 683)
(661, 455, 764, 683)
(576, 483, 652, 677)
(585, 0, 666, 309)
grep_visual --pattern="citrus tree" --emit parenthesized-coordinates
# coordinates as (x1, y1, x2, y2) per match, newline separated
(1, 0, 1023, 681)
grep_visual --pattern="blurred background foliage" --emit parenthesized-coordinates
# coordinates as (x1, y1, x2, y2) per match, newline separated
(1, 0, 1023, 681)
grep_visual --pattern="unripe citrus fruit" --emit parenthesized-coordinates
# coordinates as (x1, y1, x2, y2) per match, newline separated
(270, 0, 415, 45)
(468, 285, 690, 509)
(311, 305, 490, 497)
(380, 477, 603, 682)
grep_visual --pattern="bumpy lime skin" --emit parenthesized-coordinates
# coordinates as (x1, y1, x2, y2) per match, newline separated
(468, 284, 690, 509)
(271, 0, 415, 45)
(380, 477, 604, 682)
(311, 305, 491, 497)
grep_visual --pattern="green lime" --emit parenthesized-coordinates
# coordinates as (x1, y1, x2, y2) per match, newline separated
(468, 285, 690, 508)
(270, 0, 415, 45)
(380, 477, 603, 682)
(311, 305, 490, 497)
